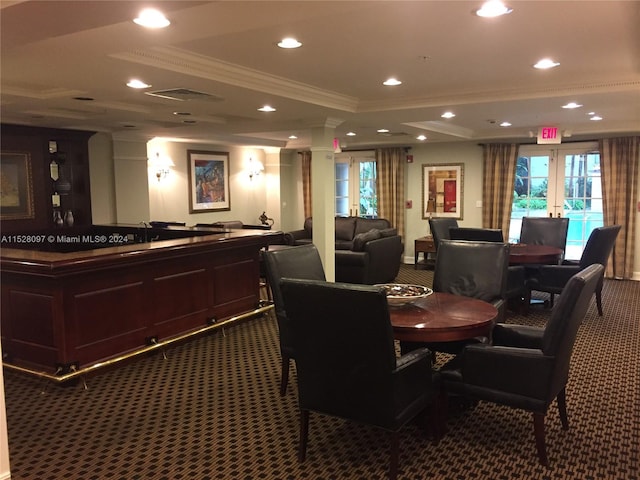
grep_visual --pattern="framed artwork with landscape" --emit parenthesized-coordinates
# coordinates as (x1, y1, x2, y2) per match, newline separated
(0, 151, 35, 220)
(422, 163, 464, 220)
(188, 150, 230, 213)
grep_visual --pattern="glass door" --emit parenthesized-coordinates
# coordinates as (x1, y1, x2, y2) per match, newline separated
(510, 142, 602, 259)
(335, 153, 378, 218)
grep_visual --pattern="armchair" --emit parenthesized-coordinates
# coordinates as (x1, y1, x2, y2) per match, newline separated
(440, 264, 604, 465)
(428, 218, 458, 252)
(263, 245, 326, 395)
(280, 278, 440, 480)
(401, 239, 509, 356)
(526, 225, 621, 315)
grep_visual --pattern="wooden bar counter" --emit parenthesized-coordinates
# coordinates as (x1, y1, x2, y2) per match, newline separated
(1, 225, 282, 377)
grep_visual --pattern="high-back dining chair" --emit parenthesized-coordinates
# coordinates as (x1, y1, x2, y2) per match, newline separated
(279, 278, 440, 480)
(526, 225, 621, 315)
(449, 227, 504, 242)
(519, 217, 570, 260)
(263, 244, 326, 395)
(440, 264, 604, 465)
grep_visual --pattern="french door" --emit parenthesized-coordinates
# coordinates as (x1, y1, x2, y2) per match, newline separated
(335, 153, 377, 218)
(509, 142, 602, 260)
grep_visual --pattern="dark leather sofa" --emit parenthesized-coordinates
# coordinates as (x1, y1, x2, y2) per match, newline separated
(284, 216, 404, 285)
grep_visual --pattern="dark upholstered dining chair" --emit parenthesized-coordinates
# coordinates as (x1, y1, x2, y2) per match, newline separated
(449, 227, 504, 242)
(519, 217, 570, 260)
(262, 245, 326, 395)
(440, 264, 604, 466)
(279, 278, 440, 480)
(526, 225, 621, 315)
(428, 218, 458, 252)
(401, 239, 509, 357)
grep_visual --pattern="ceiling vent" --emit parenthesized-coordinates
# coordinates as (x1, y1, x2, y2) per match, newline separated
(144, 88, 224, 102)
(377, 131, 410, 137)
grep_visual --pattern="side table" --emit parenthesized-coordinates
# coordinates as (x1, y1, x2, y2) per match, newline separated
(414, 235, 436, 270)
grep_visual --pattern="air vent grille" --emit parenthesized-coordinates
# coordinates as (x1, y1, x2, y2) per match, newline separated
(144, 88, 224, 102)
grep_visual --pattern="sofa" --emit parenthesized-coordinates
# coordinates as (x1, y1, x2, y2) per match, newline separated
(284, 216, 404, 285)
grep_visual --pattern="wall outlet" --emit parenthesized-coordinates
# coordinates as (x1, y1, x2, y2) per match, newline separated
(476, 200, 482, 208)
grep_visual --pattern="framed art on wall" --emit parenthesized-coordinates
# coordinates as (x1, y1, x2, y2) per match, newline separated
(0, 151, 35, 220)
(422, 163, 464, 219)
(188, 150, 230, 213)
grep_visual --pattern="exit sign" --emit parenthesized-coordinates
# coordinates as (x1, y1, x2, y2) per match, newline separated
(537, 126, 562, 144)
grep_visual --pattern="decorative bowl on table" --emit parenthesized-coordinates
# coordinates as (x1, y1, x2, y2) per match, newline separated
(375, 283, 433, 306)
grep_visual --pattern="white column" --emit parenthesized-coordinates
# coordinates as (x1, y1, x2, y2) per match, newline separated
(112, 138, 150, 224)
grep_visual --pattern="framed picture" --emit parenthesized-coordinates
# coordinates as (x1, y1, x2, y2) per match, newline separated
(422, 163, 464, 219)
(1, 152, 35, 220)
(188, 150, 230, 213)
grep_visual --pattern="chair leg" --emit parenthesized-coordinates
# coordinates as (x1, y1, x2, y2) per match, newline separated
(388, 431, 399, 480)
(280, 356, 290, 396)
(533, 412, 549, 466)
(557, 388, 569, 430)
(595, 288, 604, 316)
(298, 409, 309, 462)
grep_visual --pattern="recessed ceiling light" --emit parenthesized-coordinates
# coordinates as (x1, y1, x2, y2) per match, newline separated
(476, 1, 512, 17)
(533, 58, 560, 69)
(133, 8, 170, 28)
(127, 79, 151, 89)
(258, 105, 276, 112)
(288, 135, 298, 139)
(383, 78, 402, 86)
(562, 102, 582, 109)
(377, 128, 390, 133)
(500, 121, 512, 127)
(441, 112, 456, 119)
(417, 135, 427, 141)
(277, 37, 302, 49)
(346, 132, 357, 136)
(590, 115, 603, 121)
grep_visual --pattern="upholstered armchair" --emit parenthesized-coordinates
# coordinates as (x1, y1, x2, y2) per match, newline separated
(440, 264, 604, 465)
(401, 239, 509, 357)
(262, 245, 326, 395)
(279, 278, 440, 480)
(526, 225, 621, 315)
(519, 216, 570, 260)
(428, 218, 458, 252)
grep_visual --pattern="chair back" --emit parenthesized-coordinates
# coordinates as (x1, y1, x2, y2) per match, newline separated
(541, 264, 603, 391)
(434, 239, 509, 305)
(428, 218, 459, 250)
(280, 278, 399, 427)
(579, 225, 621, 269)
(263, 245, 326, 353)
(519, 217, 569, 256)
(449, 227, 504, 242)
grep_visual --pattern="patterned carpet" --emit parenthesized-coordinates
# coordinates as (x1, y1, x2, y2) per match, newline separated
(3, 265, 639, 480)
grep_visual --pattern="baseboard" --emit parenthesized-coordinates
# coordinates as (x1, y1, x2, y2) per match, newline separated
(0, 470, 11, 480)
(631, 271, 640, 281)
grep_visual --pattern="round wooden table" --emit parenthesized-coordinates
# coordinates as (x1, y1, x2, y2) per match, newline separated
(509, 244, 563, 265)
(389, 292, 498, 343)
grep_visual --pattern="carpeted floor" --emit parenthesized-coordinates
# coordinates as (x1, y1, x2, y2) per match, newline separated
(3, 265, 639, 480)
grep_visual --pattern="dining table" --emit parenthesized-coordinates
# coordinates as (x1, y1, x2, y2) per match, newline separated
(508, 243, 563, 265)
(389, 292, 498, 344)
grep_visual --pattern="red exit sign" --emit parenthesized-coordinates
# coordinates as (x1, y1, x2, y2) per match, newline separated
(537, 126, 562, 144)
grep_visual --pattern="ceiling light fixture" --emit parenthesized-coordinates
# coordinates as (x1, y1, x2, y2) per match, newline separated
(562, 102, 583, 109)
(288, 135, 298, 139)
(127, 79, 151, 89)
(383, 78, 402, 86)
(441, 112, 456, 119)
(476, 1, 512, 17)
(346, 132, 356, 136)
(416, 135, 427, 141)
(258, 105, 276, 112)
(500, 121, 512, 127)
(277, 37, 302, 49)
(377, 128, 390, 133)
(533, 58, 560, 69)
(590, 115, 603, 121)
(133, 8, 170, 28)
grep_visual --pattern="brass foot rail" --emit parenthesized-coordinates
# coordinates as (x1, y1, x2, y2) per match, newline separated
(3, 303, 273, 383)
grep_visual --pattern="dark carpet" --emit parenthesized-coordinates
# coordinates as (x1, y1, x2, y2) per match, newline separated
(3, 265, 639, 480)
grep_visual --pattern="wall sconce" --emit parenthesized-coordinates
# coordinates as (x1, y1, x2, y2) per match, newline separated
(248, 157, 264, 180)
(150, 152, 175, 181)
